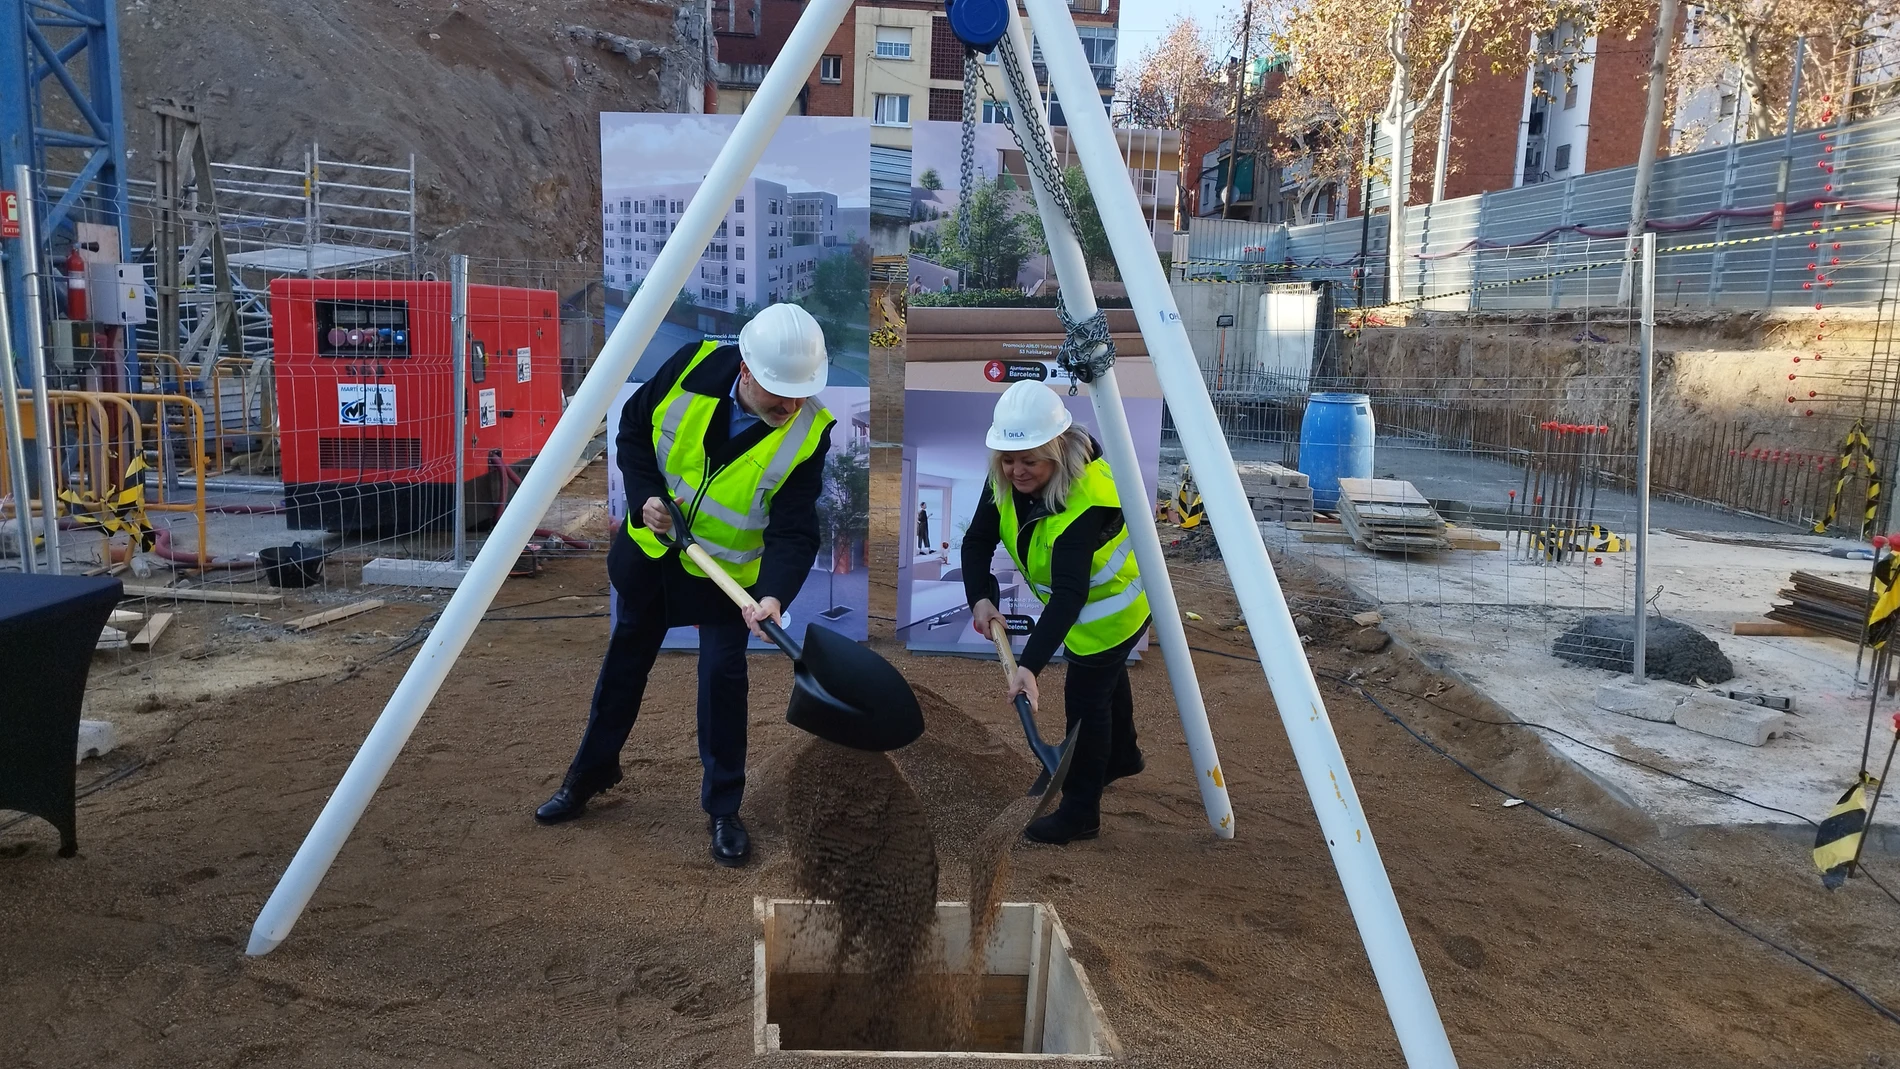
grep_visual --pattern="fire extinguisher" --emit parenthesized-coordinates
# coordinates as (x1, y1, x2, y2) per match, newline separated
(64, 247, 88, 320)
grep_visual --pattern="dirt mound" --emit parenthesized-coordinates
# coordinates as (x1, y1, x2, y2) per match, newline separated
(118, 0, 679, 262)
(1552, 614, 1736, 684)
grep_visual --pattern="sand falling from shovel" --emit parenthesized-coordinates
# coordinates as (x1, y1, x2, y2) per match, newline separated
(783, 736, 1046, 1050)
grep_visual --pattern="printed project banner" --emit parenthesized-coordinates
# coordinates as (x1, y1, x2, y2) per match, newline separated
(902, 121, 1165, 656)
(601, 113, 873, 648)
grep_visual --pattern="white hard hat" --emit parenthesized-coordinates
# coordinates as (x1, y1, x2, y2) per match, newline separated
(986, 380, 1073, 451)
(738, 303, 828, 398)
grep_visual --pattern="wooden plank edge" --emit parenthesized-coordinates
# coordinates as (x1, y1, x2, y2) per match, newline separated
(284, 598, 387, 633)
(130, 612, 175, 650)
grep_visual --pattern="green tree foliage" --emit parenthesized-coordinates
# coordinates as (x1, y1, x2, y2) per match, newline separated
(1020, 166, 1119, 282)
(920, 168, 944, 191)
(940, 176, 1032, 290)
(816, 442, 871, 572)
(794, 240, 871, 353)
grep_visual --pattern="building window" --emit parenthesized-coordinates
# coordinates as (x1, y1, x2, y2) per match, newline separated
(820, 55, 843, 83)
(875, 26, 912, 60)
(1563, 81, 1578, 110)
(982, 100, 1012, 125)
(735, 197, 745, 213)
(873, 93, 911, 127)
(735, 223, 745, 237)
(929, 87, 963, 123)
(737, 246, 745, 261)
(737, 270, 745, 284)
(620, 256, 630, 265)
(1553, 143, 1572, 172)
(619, 199, 631, 213)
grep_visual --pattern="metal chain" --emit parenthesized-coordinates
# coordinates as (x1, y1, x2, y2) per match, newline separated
(982, 42, 1079, 233)
(978, 41, 1111, 388)
(958, 54, 978, 255)
(1054, 303, 1114, 388)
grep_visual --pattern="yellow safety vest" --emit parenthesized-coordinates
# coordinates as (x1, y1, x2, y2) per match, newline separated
(627, 341, 834, 586)
(994, 457, 1148, 656)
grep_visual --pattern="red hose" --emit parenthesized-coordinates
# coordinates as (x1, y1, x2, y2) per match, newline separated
(151, 527, 254, 570)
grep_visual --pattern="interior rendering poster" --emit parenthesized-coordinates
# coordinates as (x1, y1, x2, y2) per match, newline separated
(600, 113, 873, 648)
(902, 120, 1166, 656)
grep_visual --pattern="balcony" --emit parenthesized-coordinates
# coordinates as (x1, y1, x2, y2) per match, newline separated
(712, 61, 769, 89)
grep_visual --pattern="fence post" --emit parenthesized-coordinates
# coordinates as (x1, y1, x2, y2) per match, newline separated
(15, 166, 61, 574)
(1762, 36, 1806, 310)
(1708, 143, 1740, 303)
(0, 258, 35, 573)
(1469, 196, 1488, 312)
(450, 254, 469, 566)
(1634, 232, 1656, 682)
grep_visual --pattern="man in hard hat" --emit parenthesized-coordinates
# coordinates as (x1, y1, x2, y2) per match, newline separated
(964, 380, 1147, 844)
(535, 303, 834, 868)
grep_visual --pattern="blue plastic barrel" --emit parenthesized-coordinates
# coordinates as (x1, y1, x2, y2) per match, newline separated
(1298, 392, 1375, 510)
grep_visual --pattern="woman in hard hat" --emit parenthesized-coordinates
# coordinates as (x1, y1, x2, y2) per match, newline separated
(963, 380, 1148, 844)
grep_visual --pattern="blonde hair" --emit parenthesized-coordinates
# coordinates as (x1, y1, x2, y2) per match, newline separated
(990, 425, 1093, 514)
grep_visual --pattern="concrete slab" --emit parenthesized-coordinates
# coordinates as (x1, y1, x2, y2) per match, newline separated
(1594, 681, 1679, 723)
(1267, 517, 1881, 830)
(362, 558, 471, 589)
(1673, 691, 1793, 747)
(77, 720, 116, 763)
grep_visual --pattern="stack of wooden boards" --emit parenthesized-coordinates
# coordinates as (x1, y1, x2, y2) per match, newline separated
(1762, 571, 1872, 641)
(1335, 478, 1451, 553)
(1237, 462, 1314, 523)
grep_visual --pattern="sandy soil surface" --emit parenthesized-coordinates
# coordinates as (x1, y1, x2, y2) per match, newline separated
(6, 510, 1900, 1066)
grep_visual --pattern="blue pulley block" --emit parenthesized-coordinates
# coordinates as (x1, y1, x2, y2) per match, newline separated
(945, 0, 1008, 53)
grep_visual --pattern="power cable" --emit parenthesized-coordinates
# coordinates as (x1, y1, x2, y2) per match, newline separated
(1178, 643, 1900, 1028)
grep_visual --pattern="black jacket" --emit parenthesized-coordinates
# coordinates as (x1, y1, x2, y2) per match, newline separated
(611, 341, 832, 628)
(961, 438, 1127, 673)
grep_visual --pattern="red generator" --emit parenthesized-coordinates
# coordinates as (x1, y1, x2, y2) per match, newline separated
(273, 278, 563, 534)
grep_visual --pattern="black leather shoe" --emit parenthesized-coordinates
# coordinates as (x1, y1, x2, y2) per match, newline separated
(533, 766, 621, 825)
(709, 814, 750, 867)
(1024, 808, 1100, 845)
(1106, 748, 1146, 786)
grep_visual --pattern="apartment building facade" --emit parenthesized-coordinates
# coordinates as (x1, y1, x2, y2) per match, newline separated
(601, 177, 837, 312)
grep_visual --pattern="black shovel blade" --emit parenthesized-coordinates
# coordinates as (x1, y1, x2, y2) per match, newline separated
(784, 622, 925, 752)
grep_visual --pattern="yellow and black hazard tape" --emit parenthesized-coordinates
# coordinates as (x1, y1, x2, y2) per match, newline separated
(1529, 523, 1626, 557)
(59, 453, 154, 549)
(1814, 771, 1875, 889)
(1815, 418, 1880, 538)
(1158, 466, 1206, 528)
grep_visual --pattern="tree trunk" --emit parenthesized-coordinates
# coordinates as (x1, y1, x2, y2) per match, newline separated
(1619, 0, 1679, 304)
(1737, 34, 1771, 140)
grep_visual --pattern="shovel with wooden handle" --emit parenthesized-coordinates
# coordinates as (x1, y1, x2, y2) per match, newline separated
(662, 497, 923, 752)
(988, 617, 1081, 799)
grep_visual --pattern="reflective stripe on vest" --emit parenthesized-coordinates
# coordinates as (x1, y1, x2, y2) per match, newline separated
(995, 457, 1149, 656)
(627, 341, 833, 584)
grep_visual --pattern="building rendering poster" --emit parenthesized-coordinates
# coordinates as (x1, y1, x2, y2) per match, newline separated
(600, 113, 874, 648)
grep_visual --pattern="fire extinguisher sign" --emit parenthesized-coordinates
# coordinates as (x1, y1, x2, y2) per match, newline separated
(338, 383, 398, 426)
(0, 191, 18, 239)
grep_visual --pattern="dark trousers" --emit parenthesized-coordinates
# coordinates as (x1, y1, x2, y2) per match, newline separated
(567, 607, 752, 817)
(1056, 627, 1145, 818)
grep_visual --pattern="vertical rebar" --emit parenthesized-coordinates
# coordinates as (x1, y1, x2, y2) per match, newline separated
(451, 254, 469, 567)
(15, 166, 61, 574)
(1634, 233, 1656, 680)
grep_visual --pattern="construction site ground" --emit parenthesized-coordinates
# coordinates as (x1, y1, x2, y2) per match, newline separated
(1225, 439, 1886, 839)
(5, 460, 1900, 1066)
